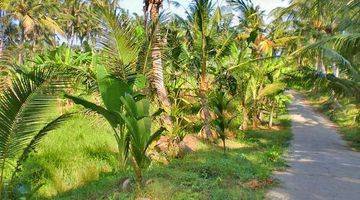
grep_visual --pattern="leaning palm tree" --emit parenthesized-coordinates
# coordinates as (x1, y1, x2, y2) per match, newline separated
(143, 0, 172, 126)
(0, 70, 70, 199)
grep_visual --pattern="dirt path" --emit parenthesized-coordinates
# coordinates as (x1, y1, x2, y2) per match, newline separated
(266, 91, 360, 200)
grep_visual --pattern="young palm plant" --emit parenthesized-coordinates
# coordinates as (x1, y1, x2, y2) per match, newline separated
(66, 64, 165, 187)
(182, 0, 231, 140)
(120, 94, 165, 187)
(66, 1, 164, 188)
(211, 91, 235, 153)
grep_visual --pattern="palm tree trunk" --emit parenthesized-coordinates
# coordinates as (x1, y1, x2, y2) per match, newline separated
(199, 75, 212, 139)
(18, 26, 25, 65)
(0, 10, 4, 57)
(297, 56, 301, 67)
(242, 101, 248, 130)
(252, 113, 257, 129)
(132, 159, 143, 189)
(0, 36, 3, 57)
(316, 50, 326, 76)
(252, 101, 258, 129)
(198, 28, 212, 140)
(149, 2, 172, 126)
(222, 139, 226, 154)
(332, 62, 339, 77)
(315, 53, 321, 73)
(330, 62, 341, 108)
(269, 103, 275, 128)
(0, 158, 6, 200)
(320, 58, 327, 75)
(259, 111, 264, 122)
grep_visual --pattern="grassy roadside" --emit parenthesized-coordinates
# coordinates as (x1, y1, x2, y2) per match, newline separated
(302, 91, 360, 151)
(20, 114, 292, 200)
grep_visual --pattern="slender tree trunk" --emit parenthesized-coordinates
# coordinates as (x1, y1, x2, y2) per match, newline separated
(149, 2, 172, 126)
(0, 37, 3, 57)
(0, 14, 5, 91)
(315, 53, 321, 73)
(259, 111, 264, 122)
(297, 56, 301, 67)
(199, 74, 212, 139)
(132, 159, 143, 189)
(315, 52, 326, 80)
(198, 27, 213, 140)
(0, 158, 6, 200)
(330, 62, 341, 108)
(317, 50, 326, 75)
(269, 103, 275, 128)
(252, 101, 258, 129)
(0, 10, 4, 57)
(252, 112, 257, 129)
(242, 101, 248, 130)
(18, 26, 25, 65)
(222, 139, 226, 154)
(320, 58, 327, 75)
(332, 62, 339, 77)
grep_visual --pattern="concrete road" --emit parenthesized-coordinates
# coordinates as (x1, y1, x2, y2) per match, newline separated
(266, 91, 360, 200)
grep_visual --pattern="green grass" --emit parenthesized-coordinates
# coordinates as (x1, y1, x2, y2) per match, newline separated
(18, 114, 119, 197)
(20, 114, 292, 199)
(304, 91, 360, 151)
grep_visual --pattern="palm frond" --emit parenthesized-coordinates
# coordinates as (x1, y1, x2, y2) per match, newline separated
(95, 2, 141, 83)
(258, 83, 286, 99)
(0, 73, 64, 181)
(64, 94, 121, 127)
(39, 16, 65, 36)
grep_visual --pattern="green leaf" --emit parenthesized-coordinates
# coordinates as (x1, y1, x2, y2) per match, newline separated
(0, 73, 65, 191)
(144, 127, 166, 153)
(96, 64, 130, 112)
(65, 94, 120, 127)
(133, 74, 148, 90)
(120, 94, 137, 117)
(136, 99, 150, 119)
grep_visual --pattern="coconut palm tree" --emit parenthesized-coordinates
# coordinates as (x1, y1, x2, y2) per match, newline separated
(180, 0, 219, 139)
(1, 0, 64, 64)
(275, 0, 360, 101)
(143, 0, 172, 124)
(58, 0, 101, 46)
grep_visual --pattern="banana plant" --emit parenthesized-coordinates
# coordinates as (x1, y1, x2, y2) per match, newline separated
(32, 45, 97, 92)
(120, 94, 165, 187)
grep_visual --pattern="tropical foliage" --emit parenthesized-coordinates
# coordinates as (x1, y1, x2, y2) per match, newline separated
(0, 0, 358, 198)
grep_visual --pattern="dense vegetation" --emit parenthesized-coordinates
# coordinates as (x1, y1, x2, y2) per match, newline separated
(0, 0, 358, 199)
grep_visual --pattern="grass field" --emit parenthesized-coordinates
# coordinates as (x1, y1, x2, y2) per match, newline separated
(19, 113, 292, 199)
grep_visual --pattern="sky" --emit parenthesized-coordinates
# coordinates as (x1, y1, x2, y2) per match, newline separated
(119, 0, 289, 18)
